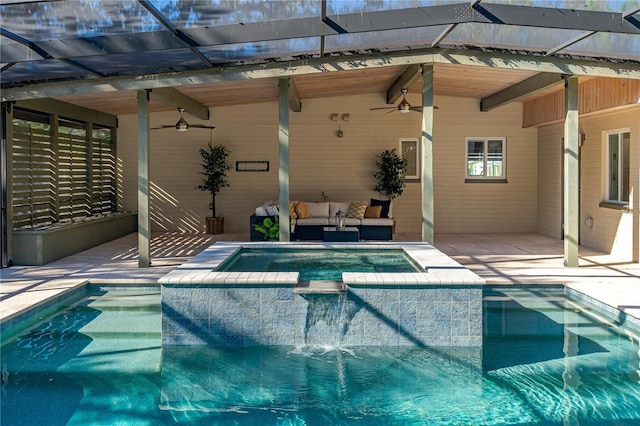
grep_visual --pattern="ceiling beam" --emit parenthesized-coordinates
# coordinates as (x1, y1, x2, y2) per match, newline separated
(480, 72, 565, 112)
(3, 47, 639, 102)
(288, 77, 302, 112)
(387, 64, 422, 104)
(151, 87, 209, 120)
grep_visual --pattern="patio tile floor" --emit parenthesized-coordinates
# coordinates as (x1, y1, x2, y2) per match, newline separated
(1, 232, 639, 328)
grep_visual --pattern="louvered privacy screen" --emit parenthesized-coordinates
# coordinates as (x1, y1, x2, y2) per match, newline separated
(12, 108, 116, 229)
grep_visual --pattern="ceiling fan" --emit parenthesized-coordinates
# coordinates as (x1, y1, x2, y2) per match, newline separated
(151, 107, 215, 131)
(369, 88, 437, 113)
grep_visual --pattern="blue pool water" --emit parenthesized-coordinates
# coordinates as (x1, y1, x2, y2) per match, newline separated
(216, 248, 422, 281)
(2, 287, 640, 425)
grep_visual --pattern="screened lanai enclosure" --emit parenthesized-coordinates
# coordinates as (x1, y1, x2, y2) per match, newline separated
(1, 1, 639, 267)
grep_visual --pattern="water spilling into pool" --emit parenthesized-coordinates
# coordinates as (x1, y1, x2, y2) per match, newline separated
(3, 287, 640, 425)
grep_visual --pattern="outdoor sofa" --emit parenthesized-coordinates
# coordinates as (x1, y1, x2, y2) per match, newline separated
(250, 200, 394, 241)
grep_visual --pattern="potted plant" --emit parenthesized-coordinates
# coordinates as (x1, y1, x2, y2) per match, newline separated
(253, 216, 280, 241)
(373, 149, 407, 233)
(374, 148, 408, 199)
(197, 142, 232, 234)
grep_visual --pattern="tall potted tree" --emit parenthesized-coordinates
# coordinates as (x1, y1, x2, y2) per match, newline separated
(374, 148, 408, 199)
(373, 149, 408, 233)
(197, 142, 232, 234)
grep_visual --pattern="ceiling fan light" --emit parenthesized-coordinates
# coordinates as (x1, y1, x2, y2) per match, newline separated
(175, 117, 189, 132)
(398, 103, 411, 113)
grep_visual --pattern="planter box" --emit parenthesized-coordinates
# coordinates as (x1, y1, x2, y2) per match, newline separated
(206, 216, 224, 234)
(12, 212, 137, 265)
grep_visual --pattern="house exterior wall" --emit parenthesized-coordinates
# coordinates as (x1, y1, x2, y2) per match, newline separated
(536, 106, 640, 258)
(117, 93, 538, 235)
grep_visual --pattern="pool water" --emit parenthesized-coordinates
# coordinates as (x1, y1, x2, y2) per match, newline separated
(2, 287, 640, 425)
(216, 248, 422, 281)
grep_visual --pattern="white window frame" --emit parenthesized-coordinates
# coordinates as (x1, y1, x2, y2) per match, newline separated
(465, 137, 506, 181)
(399, 138, 420, 180)
(605, 129, 630, 205)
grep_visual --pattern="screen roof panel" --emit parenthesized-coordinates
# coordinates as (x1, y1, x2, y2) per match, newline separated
(1, 0, 639, 92)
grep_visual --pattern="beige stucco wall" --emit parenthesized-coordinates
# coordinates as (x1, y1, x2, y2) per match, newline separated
(117, 93, 537, 235)
(536, 106, 640, 258)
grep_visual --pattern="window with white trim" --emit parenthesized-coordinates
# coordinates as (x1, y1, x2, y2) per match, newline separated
(606, 130, 630, 204)
(465, 137, 506, 180)
(400, 138, 419, 180)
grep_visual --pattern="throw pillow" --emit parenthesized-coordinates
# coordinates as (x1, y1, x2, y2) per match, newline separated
(289, 202, 298, 219)
(347, 201, 368, 219)
(265, 204, 279, 216)
(370, 198, 391, 218)
(364, 205, 382, 218)
(295, 201, 309, 219)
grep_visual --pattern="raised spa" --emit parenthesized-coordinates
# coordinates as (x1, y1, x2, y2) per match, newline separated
(160, 242, 486, 347)
(217, 248, 423, 281)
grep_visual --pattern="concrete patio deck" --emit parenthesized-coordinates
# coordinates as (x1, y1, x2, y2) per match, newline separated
(1, 232, 639, 328)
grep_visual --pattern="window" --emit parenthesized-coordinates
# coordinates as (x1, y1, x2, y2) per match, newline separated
(466, 137, 505, 180)
(606, 130, 630, 204)
(400, 138, 419, 180)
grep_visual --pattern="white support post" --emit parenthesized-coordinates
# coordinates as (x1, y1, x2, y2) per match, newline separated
(137, 90, 151, 267)
(421, 64, 435, 244)
(278, 77, 291, 242)
(563, 76, 579, 267)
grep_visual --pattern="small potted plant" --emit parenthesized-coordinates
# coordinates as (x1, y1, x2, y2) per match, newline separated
(197, 142, 232, 234)
(253, 216, 280, 241)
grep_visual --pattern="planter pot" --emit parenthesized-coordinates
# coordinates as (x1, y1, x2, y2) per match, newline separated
(206, 216, 224, 234)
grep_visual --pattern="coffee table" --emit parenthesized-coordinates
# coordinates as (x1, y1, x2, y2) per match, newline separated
(323, 226, 360, 242)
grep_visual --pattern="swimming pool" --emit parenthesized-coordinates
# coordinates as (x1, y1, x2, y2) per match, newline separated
(217, 248, 423, 281)
(2, 286, 640, 425)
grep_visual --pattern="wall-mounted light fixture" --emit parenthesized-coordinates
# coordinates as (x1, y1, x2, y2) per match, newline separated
(331, 113, 349, 138)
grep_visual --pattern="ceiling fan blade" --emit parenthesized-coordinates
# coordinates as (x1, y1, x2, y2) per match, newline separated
(369, 107, 397, 111)
(150, 125, 177, 130)
(190, 124, 216, 129)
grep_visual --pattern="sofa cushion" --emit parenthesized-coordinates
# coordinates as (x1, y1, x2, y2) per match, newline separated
(360, 218, 394, 226)
(306, 202, 330, 218)
(370, 198, 391, 218)
(329, 201, 351, 218)
(344, 218, 361, 226)
(295, 202, 309, 219)
(364, 205, 382, 218)
(347, 201, 368, 219)
(296, 217, 330, 226)
(255, 206, 269, 216)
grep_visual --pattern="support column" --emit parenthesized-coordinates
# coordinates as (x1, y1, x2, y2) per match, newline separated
(1, 102, 14, 267)
(278, 77, 291, 242)
(633, 127, 640, 263)
(421, 64, 435, 244)
(137, 90, 151, 267)
(563, 76, 579, 267)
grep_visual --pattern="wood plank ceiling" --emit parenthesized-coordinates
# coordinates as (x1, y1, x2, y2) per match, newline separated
(56, 63, 541, 116)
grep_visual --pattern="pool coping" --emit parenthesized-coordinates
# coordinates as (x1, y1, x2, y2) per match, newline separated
(158, 241, 486, 286)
